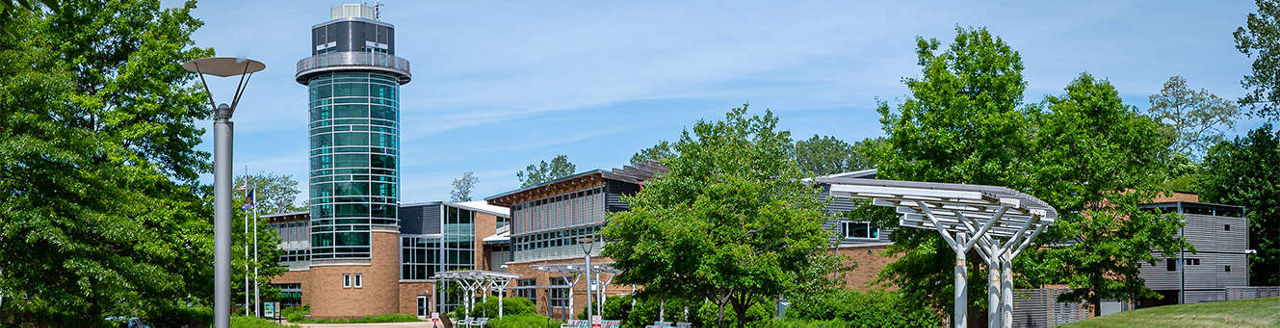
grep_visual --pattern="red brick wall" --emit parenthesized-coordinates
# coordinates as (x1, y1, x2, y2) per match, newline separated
(306, 231, 401, 318)
(835, 245, 899, 290)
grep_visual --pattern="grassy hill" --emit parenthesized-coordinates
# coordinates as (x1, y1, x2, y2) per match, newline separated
(1059, 297, 1280, 328)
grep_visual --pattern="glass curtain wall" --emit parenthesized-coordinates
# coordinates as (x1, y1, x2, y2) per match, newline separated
(308, 72, 400, 260)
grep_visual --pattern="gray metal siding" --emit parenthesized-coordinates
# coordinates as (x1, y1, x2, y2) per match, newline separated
(1138, 210, 1250, 299)
(605, 180, 639, 213)
(398, 203, 442, 235)
(1181, 214, 1247, 253)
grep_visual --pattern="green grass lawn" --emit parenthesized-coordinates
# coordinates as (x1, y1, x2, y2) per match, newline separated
(1060, 297, 1280, 328)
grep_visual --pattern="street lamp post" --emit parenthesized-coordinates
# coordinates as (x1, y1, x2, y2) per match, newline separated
(183, 57, 265, 328)
(577, 237, 595, 323)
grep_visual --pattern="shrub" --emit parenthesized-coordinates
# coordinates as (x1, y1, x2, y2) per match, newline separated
(231, 315, 293, 327)
(757, 318, 853, 328)
(282, 304, 309, 322)
(785, 290, 937, 327)
(452, 296, 537, 319)
(487, 313, 563, 328)
(697, 300, 772, 327)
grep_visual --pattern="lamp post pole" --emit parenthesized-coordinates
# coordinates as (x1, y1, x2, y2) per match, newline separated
(578, 237, 595, 323)
(183, 57, 265, 328)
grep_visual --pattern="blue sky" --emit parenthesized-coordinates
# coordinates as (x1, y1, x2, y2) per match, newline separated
(180, 0, 1263, 205)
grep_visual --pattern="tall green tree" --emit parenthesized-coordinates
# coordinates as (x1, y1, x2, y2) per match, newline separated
(1236, 0, 1280, 121)
(602, 106, 839, 328)
(516, 155, 576, 187)
(871, 27, 1190, 318)
(451, 171, 478, 201)
(793, 135, 876, 176)
(235, 171, 306, 214)
(1029, 74, 1191, 315)
(0, 0, 214, 324)
(873, 27, 1035, 316)
(1146, 75, 1240, 161)
(1195, 124, 1280, 286)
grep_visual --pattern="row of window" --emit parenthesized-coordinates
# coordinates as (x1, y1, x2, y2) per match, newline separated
(311, 133, 397, 151)
(278, 249, 310, 263)
(512, 225, 601, 253)
(511, 187, 606, 235)
(1164, 258, 1232, 272)
(311, 173, 396, 185)
(311, 104, 398, 121)
(309, 154, 397, 171)
(311, 181, 397, 198)
(342, 273, 364, 288)
(310, 123, 397, 136)
(270, 221, 310, 246)
(308, 203, 398, 220)
(311, 168, 397, 180)
(309, 81, 398, 101)
(515, 279, 537, 305)
(310, 96, 397, 109)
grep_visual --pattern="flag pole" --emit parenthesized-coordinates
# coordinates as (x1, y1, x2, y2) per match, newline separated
(253, 185, 260, 317)
(242, 167, 250, 317)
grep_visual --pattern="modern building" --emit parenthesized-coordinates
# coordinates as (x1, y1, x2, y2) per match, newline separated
(1137, 192, 1249, 306)
(266, 200, 507, 318)
(483, 163, 666, 320)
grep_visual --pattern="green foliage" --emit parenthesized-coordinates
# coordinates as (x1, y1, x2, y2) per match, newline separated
(696, 300, 771, 328)
(1029, 74, 1191, 311)
(602, 105, 840, 328)
(631, 140, 677, 165)
(517, 154, 576, 187)
(486, 313, 564, 328)
(281, 304, 309, 322)
(1235, 0, 1280, 121)
(1196, 124, 1280, 286)
(236, 171, 307, 214)
(756, 318, 856, 328)
(0, 0, 216, 324)
(784, 290, 937, 327)
(454, 296, 537, 319)
(1146, 76, 1240, 161)
(451, 171, 479, 201)
(793, 135, 877, 176)
(231, 315, 293, 328)
(872, 27, 1189, 316)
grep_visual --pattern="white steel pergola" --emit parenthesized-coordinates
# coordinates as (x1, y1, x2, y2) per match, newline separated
(532, 262, 622, 320)
(432, 270, 520, 319)
(817, 177, 1057, 328)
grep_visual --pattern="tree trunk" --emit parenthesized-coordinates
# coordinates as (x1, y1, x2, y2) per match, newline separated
(716, 303, 726, 328)
(732, 298, 749, 328)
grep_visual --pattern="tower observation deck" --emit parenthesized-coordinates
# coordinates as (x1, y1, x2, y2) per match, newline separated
(298, 3, 410, 261)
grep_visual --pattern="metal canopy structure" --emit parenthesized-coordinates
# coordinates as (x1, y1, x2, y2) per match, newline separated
(433, 270, 520, 319)
(532, 262, 622, 320)
(818, 177, 1058, 328)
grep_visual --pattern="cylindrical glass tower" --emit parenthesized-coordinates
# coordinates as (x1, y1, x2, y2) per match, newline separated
(297, 4, 411, 261)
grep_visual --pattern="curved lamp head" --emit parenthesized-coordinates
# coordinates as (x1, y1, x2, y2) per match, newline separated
(183, 57, 265, 76)
(183, 57, 265, 117)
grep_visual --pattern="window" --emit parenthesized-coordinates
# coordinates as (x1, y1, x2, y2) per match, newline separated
(354, 273, 363, 288)
(343, 273, 352, 288)
(840, 220, 878, 239)
(1225, 224, 1231, 231)
(1185, 258, 1200, 265)
(1226, 265, 1232, 272)
(1166, 258, 1177, 271)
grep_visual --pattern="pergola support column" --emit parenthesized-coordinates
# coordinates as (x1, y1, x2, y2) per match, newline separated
(955, 232, 968, 328)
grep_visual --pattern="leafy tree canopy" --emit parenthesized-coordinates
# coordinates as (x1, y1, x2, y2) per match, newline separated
(1236, 0, 1280, 121)
(236, 171, 306, 214)
(516, 155, 576, 188)
(630, 140, 676, 165)
(0, 0, 215, 324)
(793, 135, 877, 176)
(451, 171, 479, 201)
(602, 105, 840, 328)
(1146, 75, 1240, 161)
(1195, 124, 1280, 286)
(872, 27, 1189, 316)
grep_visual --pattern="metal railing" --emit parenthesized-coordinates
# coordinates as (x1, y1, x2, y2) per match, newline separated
(296, 51, 411, 82)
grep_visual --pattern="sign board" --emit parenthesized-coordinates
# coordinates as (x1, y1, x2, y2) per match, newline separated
(591, 315, 602, 328)
(431, 312, 439, 321)
(264, 302, 277, 318)
(589, 280, 598, 291)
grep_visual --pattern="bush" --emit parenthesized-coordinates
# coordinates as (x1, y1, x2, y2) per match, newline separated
(487, 313, 563, 328)
(231, 315, 293, 327)
(697, 300, 772, 327)
(452, 296, 537, 319)
(282, 304, 309, 322)
(291, 312, 420, 324)
(785, 290, 937, 327)
(756, 318, 854, 328)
